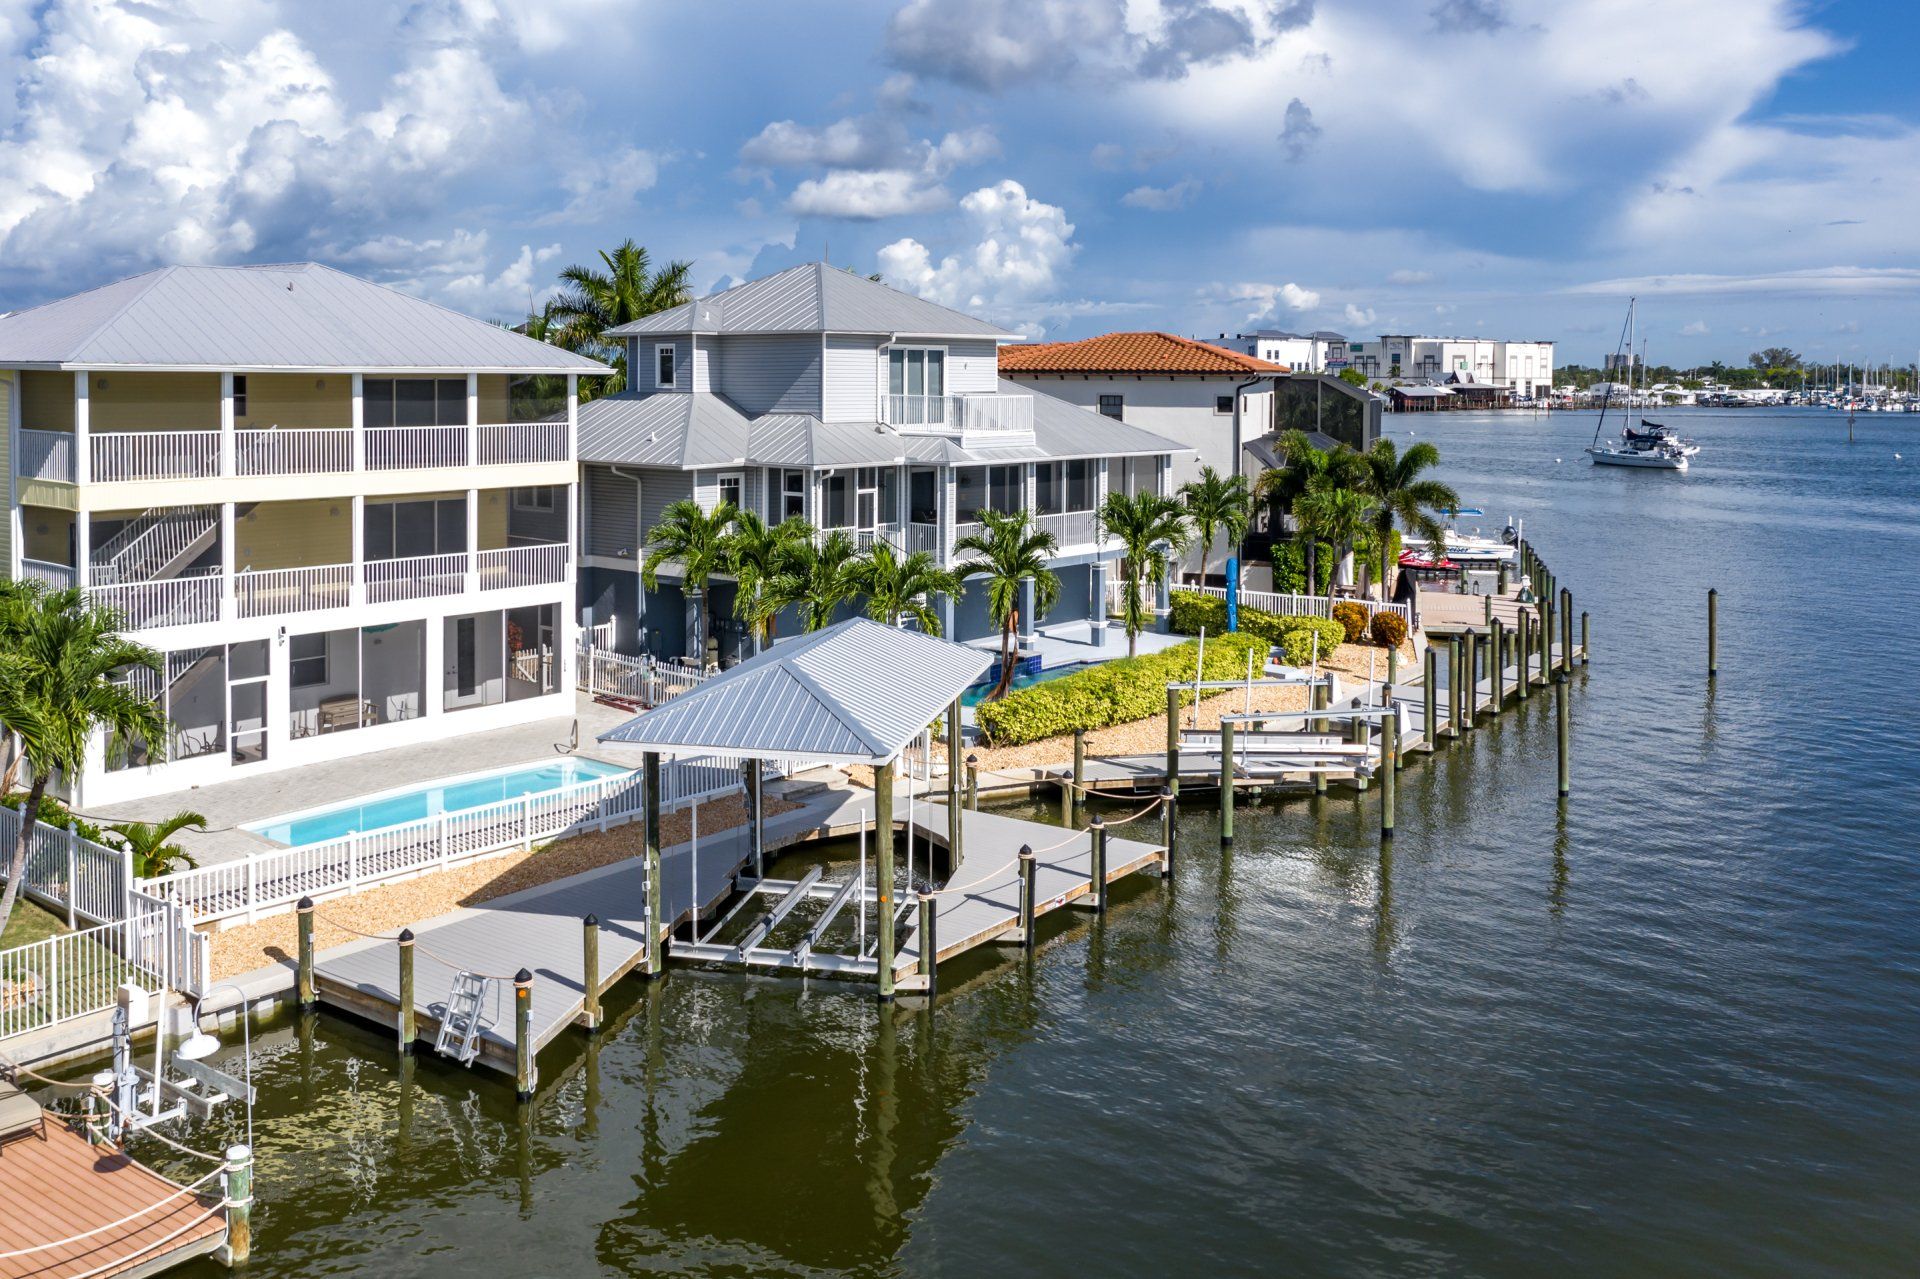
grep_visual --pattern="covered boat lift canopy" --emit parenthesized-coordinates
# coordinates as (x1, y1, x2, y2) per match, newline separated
(599, 618, 990, 997)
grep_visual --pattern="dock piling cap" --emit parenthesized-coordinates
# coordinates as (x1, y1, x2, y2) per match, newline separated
(514, 968, 533, 985)
(1018, 843, 1033, 861)
(297, 895, 313, 910)
(398, 928, 414, 942)
(584, 913, 598, 926)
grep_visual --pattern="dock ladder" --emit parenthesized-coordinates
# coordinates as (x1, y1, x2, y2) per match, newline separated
(434, 971, 490, 1065)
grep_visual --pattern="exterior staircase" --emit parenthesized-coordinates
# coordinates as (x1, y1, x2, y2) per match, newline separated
(91, 505, 220, 585)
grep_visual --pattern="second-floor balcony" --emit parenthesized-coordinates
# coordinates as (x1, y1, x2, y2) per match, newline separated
(17, 420, 570, 486)
(881, 392, 1034, 444)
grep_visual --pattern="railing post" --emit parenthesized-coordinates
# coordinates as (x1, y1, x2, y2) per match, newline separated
(396, 929, 416, 1053)
(514, 968, 536, 1100)
(522, 793, 533, 850)
(1088, 815, 1108, 912)
(1069, 727, 1085, 825)
(245, 854, 259, 925)
(64, 822, 77, 928)
(1018, 845, 1037, 948)
(582, 914, 601, 1031)
(347, 830, 359, 894)
(296, 897, 315, 1010)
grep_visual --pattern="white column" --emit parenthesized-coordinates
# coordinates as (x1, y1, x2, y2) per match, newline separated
(219, 372, 235, 476)
(466, 372, 478, 466)
(1097, 457, 1110, 506)
(424, 611, 445, 719)
(566, 373, 578, 463)
(265, 631, 291, 767)
(465, 487, 480, 594)
(219, 502, 236, 622)
(350, 372, 365, 472)
(75, 509, 91, 590)
(72, 370, 90, 485)
(895, 462, 908, 542)
(7, 371, 22, 579)
(561, 481, 579, 692)
(349, 494, 365, 607)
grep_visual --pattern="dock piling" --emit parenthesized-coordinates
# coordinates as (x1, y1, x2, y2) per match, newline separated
(1556, 679, 1571, 799)
(1581, 611, 1590, 665)
(86, 1072, 110, 1146)
(1517, 613, 1530, 701)
(296, 896, 315, 1010)
(875, 758, 897, 1001)
(1423, 647, 1438, 746)
(1707, 588, 1718, 676)
(948, 701, 964, 869)
(1219, 721, 1235, 845)
(220, 1143, 253, 1266)
(1159, 786, 1176, 878)
(965, 753, 979, 811)
(1071, 727, 1086, 824)
(1312, 682, 1329, 793)
(1018, 845, 1037, 948)
(396, 929, 415, 1053)
(642, 751, 664, 979)
(1165, 686, 1182, 796)
(1560, 588, 1573, 680)
(1089, 815, 1109, 912)
(917, 894, 937, 996)
(513, 969, 536, 1099)
(582, 914, 601, 1032)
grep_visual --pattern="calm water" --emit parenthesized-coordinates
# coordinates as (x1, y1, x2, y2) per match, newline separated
(158, 409, 1919, 1276)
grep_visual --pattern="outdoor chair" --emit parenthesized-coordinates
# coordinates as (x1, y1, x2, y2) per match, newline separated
(0, 1078, 48, 1150)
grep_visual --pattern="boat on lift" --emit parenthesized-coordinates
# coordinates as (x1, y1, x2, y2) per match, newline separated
(1400, 508, 1521, 564)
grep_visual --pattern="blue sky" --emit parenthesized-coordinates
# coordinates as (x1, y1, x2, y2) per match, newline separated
(1, 0, 1914, 368)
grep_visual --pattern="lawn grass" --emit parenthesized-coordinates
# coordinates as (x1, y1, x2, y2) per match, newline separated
(1, 896, 73, 947)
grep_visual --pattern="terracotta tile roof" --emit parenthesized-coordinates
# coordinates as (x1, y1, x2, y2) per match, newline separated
(999, 331, 1288, 375)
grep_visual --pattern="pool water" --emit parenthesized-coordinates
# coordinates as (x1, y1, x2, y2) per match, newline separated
(960, 660, 1097, 707)
(246, 757, 631, 847)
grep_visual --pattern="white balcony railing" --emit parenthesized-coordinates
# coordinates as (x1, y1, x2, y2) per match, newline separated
(21, 558, 75, 588)
(92, 430, 220, 483)
(1038, 510, 1099, 547)
(364, 551, 467, 603)
(478, 421, 568, 465)
(90, 570, 222, 630)
(476, 542, 568, 591)
(365, 425, 468, 471)
(236, 564, 353, 619)
(907, 523, 944, 557)
(237, 427, 352, 476)
(17, 429, 74, 482)
(883, 392, 1033, 440)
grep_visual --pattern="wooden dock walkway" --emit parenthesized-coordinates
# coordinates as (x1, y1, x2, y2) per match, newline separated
(0, 1121, 227, 1279)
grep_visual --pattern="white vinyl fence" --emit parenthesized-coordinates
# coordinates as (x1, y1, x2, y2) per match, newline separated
(1178, 583, 1413, 626)
(578, 641, 709, 706)
(138, 756, 753, 927)
(0, 804, 134, 927)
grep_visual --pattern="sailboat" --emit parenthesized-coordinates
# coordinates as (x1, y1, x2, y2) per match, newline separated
(1587, 299, 1689, 471)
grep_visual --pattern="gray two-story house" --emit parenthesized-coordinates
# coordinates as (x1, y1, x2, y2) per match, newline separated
(575, 263, 1185, 664)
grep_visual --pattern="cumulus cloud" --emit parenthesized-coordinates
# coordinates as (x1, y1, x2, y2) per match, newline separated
(742, 116, 912, 170)
(877, 179, 1078, 312)
(1344, 302, 1377, 326)
(1388, 268, 1434, 285)
(1279, 98, 1321, 161)
(788, 170, 953, 219)
(741, 109, 1000, 220)
(1121, 179, 1202, 211)
(1680, 319, 1710, 335)
(333, 230, 562, 317)
(1205, 280, 1322, 322)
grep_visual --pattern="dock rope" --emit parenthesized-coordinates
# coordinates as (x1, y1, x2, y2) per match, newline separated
(312, 909, 523, 982)
(9, 1201, 229, 1279)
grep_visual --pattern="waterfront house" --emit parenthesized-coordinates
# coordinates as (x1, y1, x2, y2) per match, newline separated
(1205, 329, 1351, 374)
(575, 264, 1186, 665)
(0, 263, 607, 806)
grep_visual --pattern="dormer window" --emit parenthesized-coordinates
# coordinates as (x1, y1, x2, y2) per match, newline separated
(656, 344, 676, 389)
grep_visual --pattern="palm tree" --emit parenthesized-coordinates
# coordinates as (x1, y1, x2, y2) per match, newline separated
(104, 810, 205, 879)
(727, 512, 812, 653)
(954, 511, 1060, 698)
(1252, 431, 1362, 595)
(641, 499, 739, 667)
(0, 587, 165, 940)
(544, 240, 694, 398)
(849, 541, 962, 636)
(1095, 491, 1189, 657)
(0, 579, 42, 795)
(1178, 465, 1254, 587)
(769, 529, 860, 632)
(1291, 485, 1376, 597)
(1354, 438, 1459, 598)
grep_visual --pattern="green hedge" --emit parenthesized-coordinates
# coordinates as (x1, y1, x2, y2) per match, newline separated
(973, 632, 1268, 746)
(1167, 590, 1347, 667)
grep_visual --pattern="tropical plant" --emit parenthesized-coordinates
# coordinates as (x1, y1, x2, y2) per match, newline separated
(768, 529, 860, 632)
(1332, 600, 1369, 644)
(1353, 438, 1460, 598)
(953, 510, 1060, 700)
(544, 240, 694, 398)
(1095, 490, 1190, 658)
(972, 633, 1268, 747)
(849, 541, 962, 636)
(1290, 484, 1375, 598)
(641, 499, 739, 666)
(1252, 430, 1359, 594)
(727, 512, 813, 652)
(104, 810, 206, 879)
(0, 579, 41, 796)
(1368, 611, 1408, 650)
(0, 586, 166, 941)
(1177, 465, 1254, 586)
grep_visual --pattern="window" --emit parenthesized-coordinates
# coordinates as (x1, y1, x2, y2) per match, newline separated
(232, 375, 248, 418)
(823, 472, 851, 528)
(512, 487, 554, 512)
(290, 633, 329, 688)
(1065, 458, 1094, 512)
(656, 344, 676, 389)
(717, 472, 743, 512)
(780, 469, 805, 521)
(1215, 395, 1234, 415)
(888, 347, 946, 399)
(988, 464, 1021, 514)
(1097, 394, 1124, 419)
(365, 497, 467, 560)
(363, 378, 467, 428)
(1035, 463, 1062, 515)
(910, 468, 938, 524)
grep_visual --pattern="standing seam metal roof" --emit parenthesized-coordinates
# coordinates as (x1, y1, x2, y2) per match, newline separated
(604, 263, 1017, 339)
(597, 618, 991, 765)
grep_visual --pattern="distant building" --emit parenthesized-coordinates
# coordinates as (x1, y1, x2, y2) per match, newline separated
(1203, 329, 1350, 374)
(1604, 352, 1643, 372)
(1349, 335, 1555, 398)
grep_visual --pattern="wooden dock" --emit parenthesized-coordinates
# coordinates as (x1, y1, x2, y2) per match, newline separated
(0, 1120, 227, 1279)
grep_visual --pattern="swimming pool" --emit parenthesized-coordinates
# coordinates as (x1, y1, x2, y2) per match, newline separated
(960, 660, 1098, 707)
(247, 757, 632, 847)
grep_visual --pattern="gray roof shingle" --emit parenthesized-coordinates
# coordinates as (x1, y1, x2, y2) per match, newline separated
(0, 263, 609, 373)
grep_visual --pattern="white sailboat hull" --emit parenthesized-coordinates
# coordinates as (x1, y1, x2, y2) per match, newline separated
(1587, 446, 1687, 471)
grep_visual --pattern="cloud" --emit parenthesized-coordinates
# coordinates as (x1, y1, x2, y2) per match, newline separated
(334, 230, 562, 318)
(1279, 98, 1320, 161)
(1387, 268, 1434, 285)
(1680, 319, 1710, 335)
(1204, 280, 1322, 322)
(1121, 179, 1202, 211)
(1344, 302, 1377, 326)
(1430, 0, 1508, 33)
(545, 145, 661, 223)
(742, 115, 912, 170)
(877, 179, 1078, 313)
(1567, 267, 1920, 297)
(788, 170, 952, 219)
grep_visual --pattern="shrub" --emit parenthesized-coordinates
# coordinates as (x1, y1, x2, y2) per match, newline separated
(1270, 538, 1335, 595)
(0, 792, 108, 844)
(1332, 600, 1368, 643)
(1166, 590, 1345, 670)
(973, 632, 1268, 746)
(1369, 610, 1408, 649)
(1274, 621, 1345, 667)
